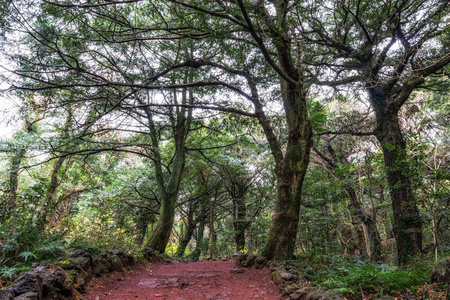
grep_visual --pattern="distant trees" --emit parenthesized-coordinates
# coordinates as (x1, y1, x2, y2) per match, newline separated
(313, 136, 382, 260)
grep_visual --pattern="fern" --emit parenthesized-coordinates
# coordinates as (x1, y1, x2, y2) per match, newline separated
(303, 255, 431, 295)
(0, 266, 18, 280)
(18, 251, 38, 262)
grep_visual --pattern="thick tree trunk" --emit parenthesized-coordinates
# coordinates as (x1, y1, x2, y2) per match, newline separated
(377, 130, 422, 264)
(145, 86, 192, 253)
(147, 144, 186, 253)
(147, 193, 178, 253)
(261, 81, 312, 260)
(370, 88, 422, 265)
(349, 214, 367, 256)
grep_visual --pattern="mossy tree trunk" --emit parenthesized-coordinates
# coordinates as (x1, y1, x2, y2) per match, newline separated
(175, 201, 198, 257)
(1, 147, 27, 223)
(226, 174, 250, 252)
(191, 203, 207, 261)
(345, 185, 381, 260)
(146, 85, 193, 253)
(257, 78, 312, 260)
(370, 88, 423, 264)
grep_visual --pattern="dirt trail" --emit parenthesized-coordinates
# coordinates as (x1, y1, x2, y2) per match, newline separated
(85, 260, 282, 300)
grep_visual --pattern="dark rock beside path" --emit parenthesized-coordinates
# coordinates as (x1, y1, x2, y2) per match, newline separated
(0, 289, 14, 300)
(109, 250, 135, 266)
(68, 251, 93, 272)
(234, 253, 267, 269)
(289, 287, 343, 300)
(0, 249, 138, 300)
(142, 247, 165, 263)
(12, 292, 39, 300)
(27, 264, 66, 296)
(229, 267, 245, 274)
(11, 274, 43, 300)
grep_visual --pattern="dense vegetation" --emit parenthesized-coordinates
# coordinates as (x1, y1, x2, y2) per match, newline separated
(0, 0, 449, 297)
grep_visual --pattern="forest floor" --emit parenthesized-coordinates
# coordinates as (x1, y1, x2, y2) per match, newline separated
(85, 259, 282, 300)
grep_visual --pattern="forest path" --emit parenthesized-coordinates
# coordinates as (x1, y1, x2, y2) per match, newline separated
(85, 259, 282, 300)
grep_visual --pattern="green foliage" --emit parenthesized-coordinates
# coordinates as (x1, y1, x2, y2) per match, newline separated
(66, 237, 104, 255)
(308, 100, 327, 132)
(18, 251, 38, 262)
(0, 266, 20, 280)
(298, 255, 431, 295)
(0, 223, 66, 265)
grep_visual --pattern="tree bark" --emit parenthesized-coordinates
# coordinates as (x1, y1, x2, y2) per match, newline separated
(146, 85, 192, 253)
(260, 80, 312, 260)
(370, 88, 422, 265)
(175, 221, 196, 257)
(40, 156, 66, 228)
(233, 195, 247, 252)
(191, 203, 207, 261)
(176, 202, 197, 257)
(345, 184, 382, 260)
(226, 174, 250, 252)
(1, 147, 27, 223)
(147, 192, 179, 253)
(208, 192, 215, 258)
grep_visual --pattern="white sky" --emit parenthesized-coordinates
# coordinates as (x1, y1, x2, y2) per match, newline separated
(0, 91, 21, 139)
(1, 51, 20, 139)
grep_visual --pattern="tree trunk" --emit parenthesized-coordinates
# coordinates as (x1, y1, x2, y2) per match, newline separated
(345, 185, 381, 260)
(40, 156, 66, 228)
(228, 177, 249, 252)
(260, 80, 312, 260)
(349, 214, 367, 256)
(370, 88, 422, 265)
(176, 203, 197, 257)
(208, 193, 215, 258)
(233, 195, 247, 252)
(175, 222, 196, 257)
(8, 148, 26, 200)
(146, 86, 192, 253)
(1, 147, 26, 222)
(191, 204, 207, 261)
(147, 192, 179, 253)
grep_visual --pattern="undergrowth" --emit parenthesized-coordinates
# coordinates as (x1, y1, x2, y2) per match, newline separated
(0, 222, 135, 284)
(293, 254, 432, 296)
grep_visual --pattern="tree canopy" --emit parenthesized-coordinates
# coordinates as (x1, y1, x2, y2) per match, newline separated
(0, 1, 449, 294)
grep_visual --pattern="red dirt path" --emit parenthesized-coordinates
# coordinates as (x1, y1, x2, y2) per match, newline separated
(85, 260, 282, 300)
